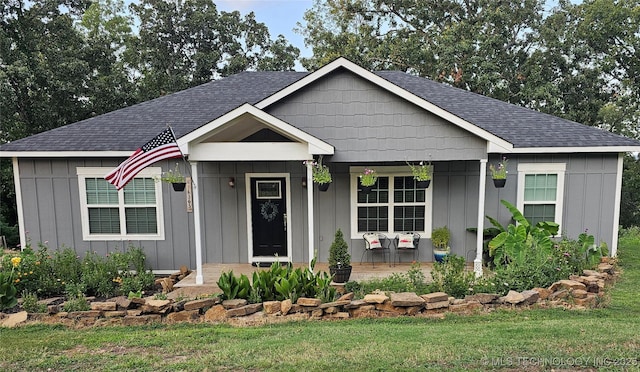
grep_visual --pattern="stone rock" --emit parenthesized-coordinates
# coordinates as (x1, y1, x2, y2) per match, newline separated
(222, 299, 248, 309)
(597, 263, 615, 275)
(146, 299, 171, 308)
(91, 302, 117, 311)
(311, 309, 324, 318)
(180, 265, 190, 275)
(337, 292, 354, 301)
(297, 298, 322, 307)
(344, 300, 367, 309)
(166, 310, 200, 323)
(244, 303, 263, 316)
(549, 280, 586, 293)
(350, 307, 379, 318)
(1, 311, 28, 328)
(574, 294, 597, 307)
(572, 289, 588, 299)
(127, 309, 142, 316)
(390, 292, 426, 307)
(48, 304, 61, 314)
(227, 303, 262, 318)
(319, 300, 351, 309)
(112, 296, 132, 310)
(103, 311, 127, 318)
(405, 306, 422, 316)
(129, 297, 146, 306)
(326, 312, 350, 319)
(424, 301, 449, 310)
(451, 299, 466, 305)
(549, 289, 569, 300)
(67, 310, 102, 318)
(290, 304, 304, 313)
(465, 293, 498, 304)
(449, 303, 470, 312)
(204, 305, 227, 322)
(466, 300, 483, 311)
(281, 299, 292, 315)
(38, 297, 64, 306)
(262, 301, 281, 315)
(156, 277, 174, 293)
(421, 292, 449, 303)
(532, 287, 551, 300)
(363, 293, 389, 304)
(183, 298, 216, 312)
(122, 314, 161, 326)
(502, 290, 525, 305)
(324, 306, 339, 314)
(521, 290, 540, 305)
(375, 301, 406, 315)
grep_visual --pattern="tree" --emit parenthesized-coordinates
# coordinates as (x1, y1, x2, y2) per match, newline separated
(128, 0, 300, 100)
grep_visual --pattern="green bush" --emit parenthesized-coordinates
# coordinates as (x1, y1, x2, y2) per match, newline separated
(344, 263, 430, 299)
(21, 290, 47, 313)
(429, 255, 475, 298)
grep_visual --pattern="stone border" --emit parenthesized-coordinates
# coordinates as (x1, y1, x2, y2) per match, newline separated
(0, 262, 617, 328)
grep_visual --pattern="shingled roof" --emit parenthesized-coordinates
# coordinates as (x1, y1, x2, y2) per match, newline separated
(2, 60, 639, 153)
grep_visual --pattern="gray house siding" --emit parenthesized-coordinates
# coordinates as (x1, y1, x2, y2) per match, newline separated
(267, 69, 487, 162)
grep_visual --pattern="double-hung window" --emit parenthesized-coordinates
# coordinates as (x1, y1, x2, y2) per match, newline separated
(77, 167, 164, 240)
(517, 163, 566, 227)
(350, 167, 432, 238)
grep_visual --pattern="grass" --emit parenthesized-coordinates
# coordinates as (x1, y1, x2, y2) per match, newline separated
(1, 236, 639, 371)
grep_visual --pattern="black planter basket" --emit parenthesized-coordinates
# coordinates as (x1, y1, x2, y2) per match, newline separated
(318, 182, 331, 192)
(172, 182, 187, 192)
(416, 179, 431, 189)
(492, 178, 506, 188)
(329, 266, 352, 283)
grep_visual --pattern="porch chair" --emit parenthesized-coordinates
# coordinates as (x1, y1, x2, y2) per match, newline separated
(394, 232, 421, 265)
(361, 233, 391, 267)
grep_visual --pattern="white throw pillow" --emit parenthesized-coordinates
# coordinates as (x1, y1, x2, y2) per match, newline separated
(397, 233, 415, 248)
(363, 233, 382, 249)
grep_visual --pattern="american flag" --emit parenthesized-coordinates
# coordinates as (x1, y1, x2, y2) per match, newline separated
(105, 128, 183, 190)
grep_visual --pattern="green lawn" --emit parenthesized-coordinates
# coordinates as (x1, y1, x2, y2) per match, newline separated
(1, 236, 639, 371)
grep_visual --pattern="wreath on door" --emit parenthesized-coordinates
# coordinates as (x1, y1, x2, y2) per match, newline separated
(260, 200, 279, 222)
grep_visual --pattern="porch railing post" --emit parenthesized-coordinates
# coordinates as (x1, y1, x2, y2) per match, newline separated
(475, 159, 488, 277)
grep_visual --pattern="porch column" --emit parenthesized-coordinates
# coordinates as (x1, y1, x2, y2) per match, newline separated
(191, 161, 204, 285)
(306, 160, 315, 269)
(475, 159, 488, 277)
(611, 153, 624, 257)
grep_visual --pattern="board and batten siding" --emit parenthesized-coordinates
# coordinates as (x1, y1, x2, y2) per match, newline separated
(16, 158, 195, 271)
(266, 69, 487, 162)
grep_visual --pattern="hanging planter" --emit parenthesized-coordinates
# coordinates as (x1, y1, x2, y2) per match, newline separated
(360, 185, 374, 194)
(407, 160, 433, 189)
(492, 178, 506, 188)
(172, 182, 187, 192)
(318, 182, 331, 192)
(416, 179, 431, 189)
(359, 168, 377, 194)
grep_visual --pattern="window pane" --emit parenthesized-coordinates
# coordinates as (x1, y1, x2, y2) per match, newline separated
(86, 178, 118, 204)
(393, 176, 424, 203)
(393, 206, 425, 232)
(125, 207, 158, 234)
(524, 174, 557, 201)
(357, 206, 388, 232)
(124, 178, 156, 204)
(523, 204, 555, 225)
(358, 177, 389, 203)
(88, 208, 120, 233)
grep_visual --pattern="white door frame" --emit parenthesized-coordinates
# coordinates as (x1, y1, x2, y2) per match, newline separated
(245, 173, 293, 263)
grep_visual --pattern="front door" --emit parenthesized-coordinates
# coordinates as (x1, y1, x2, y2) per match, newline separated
(250, 177, 288, 260)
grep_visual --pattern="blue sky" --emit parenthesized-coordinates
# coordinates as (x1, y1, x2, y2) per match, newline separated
(216, 0, 314, 60)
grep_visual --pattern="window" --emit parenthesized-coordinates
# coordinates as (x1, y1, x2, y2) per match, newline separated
(517, 163, 566, 227)
(77, 167, 164, 240)
(350, 167, 432, 238)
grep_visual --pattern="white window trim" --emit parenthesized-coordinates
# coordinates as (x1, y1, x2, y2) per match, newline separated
(349, 166, 433, 239)
(516, 163, 566, 230)
(77, 167, 165, 241)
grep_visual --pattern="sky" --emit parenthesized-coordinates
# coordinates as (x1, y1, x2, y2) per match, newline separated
(216, 0, 314, 62)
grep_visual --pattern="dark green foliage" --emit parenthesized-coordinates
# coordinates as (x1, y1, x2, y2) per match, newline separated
(329, 228, 351, 268)
(217, 271, 251, 300)
(345, 263, 429, 299)
(429, 255, 475, 298)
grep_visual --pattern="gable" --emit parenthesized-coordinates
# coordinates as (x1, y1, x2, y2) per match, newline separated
(265, 69, 488, 162)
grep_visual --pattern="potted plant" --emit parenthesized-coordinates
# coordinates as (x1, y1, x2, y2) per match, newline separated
(407, 160, 433, 188)
(431, 226, 451, 263)
(359, 168, 377, 194)
(157, 163, 186, 191)
(328, 228, 352, 283)
(304, 160, 332, 191)
(489, 157, 508, 188)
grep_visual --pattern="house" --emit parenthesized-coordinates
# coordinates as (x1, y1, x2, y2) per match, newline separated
(2, 57, 639, 284)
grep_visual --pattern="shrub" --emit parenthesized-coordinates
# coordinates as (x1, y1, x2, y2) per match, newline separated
(21, 290, 47, 313)
(63, 282, 90, 312)
(328, 229, 351, 268)
(344, 263, 430, 298)
(429, 255, 475, 298)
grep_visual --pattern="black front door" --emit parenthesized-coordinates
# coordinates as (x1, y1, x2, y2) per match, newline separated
(250, 177, 287, 258)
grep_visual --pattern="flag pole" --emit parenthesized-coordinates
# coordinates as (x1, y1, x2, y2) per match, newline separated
(168, 125, 196, 189)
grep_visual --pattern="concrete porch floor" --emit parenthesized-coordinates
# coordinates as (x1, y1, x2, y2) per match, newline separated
(170, 261, 434, 299)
